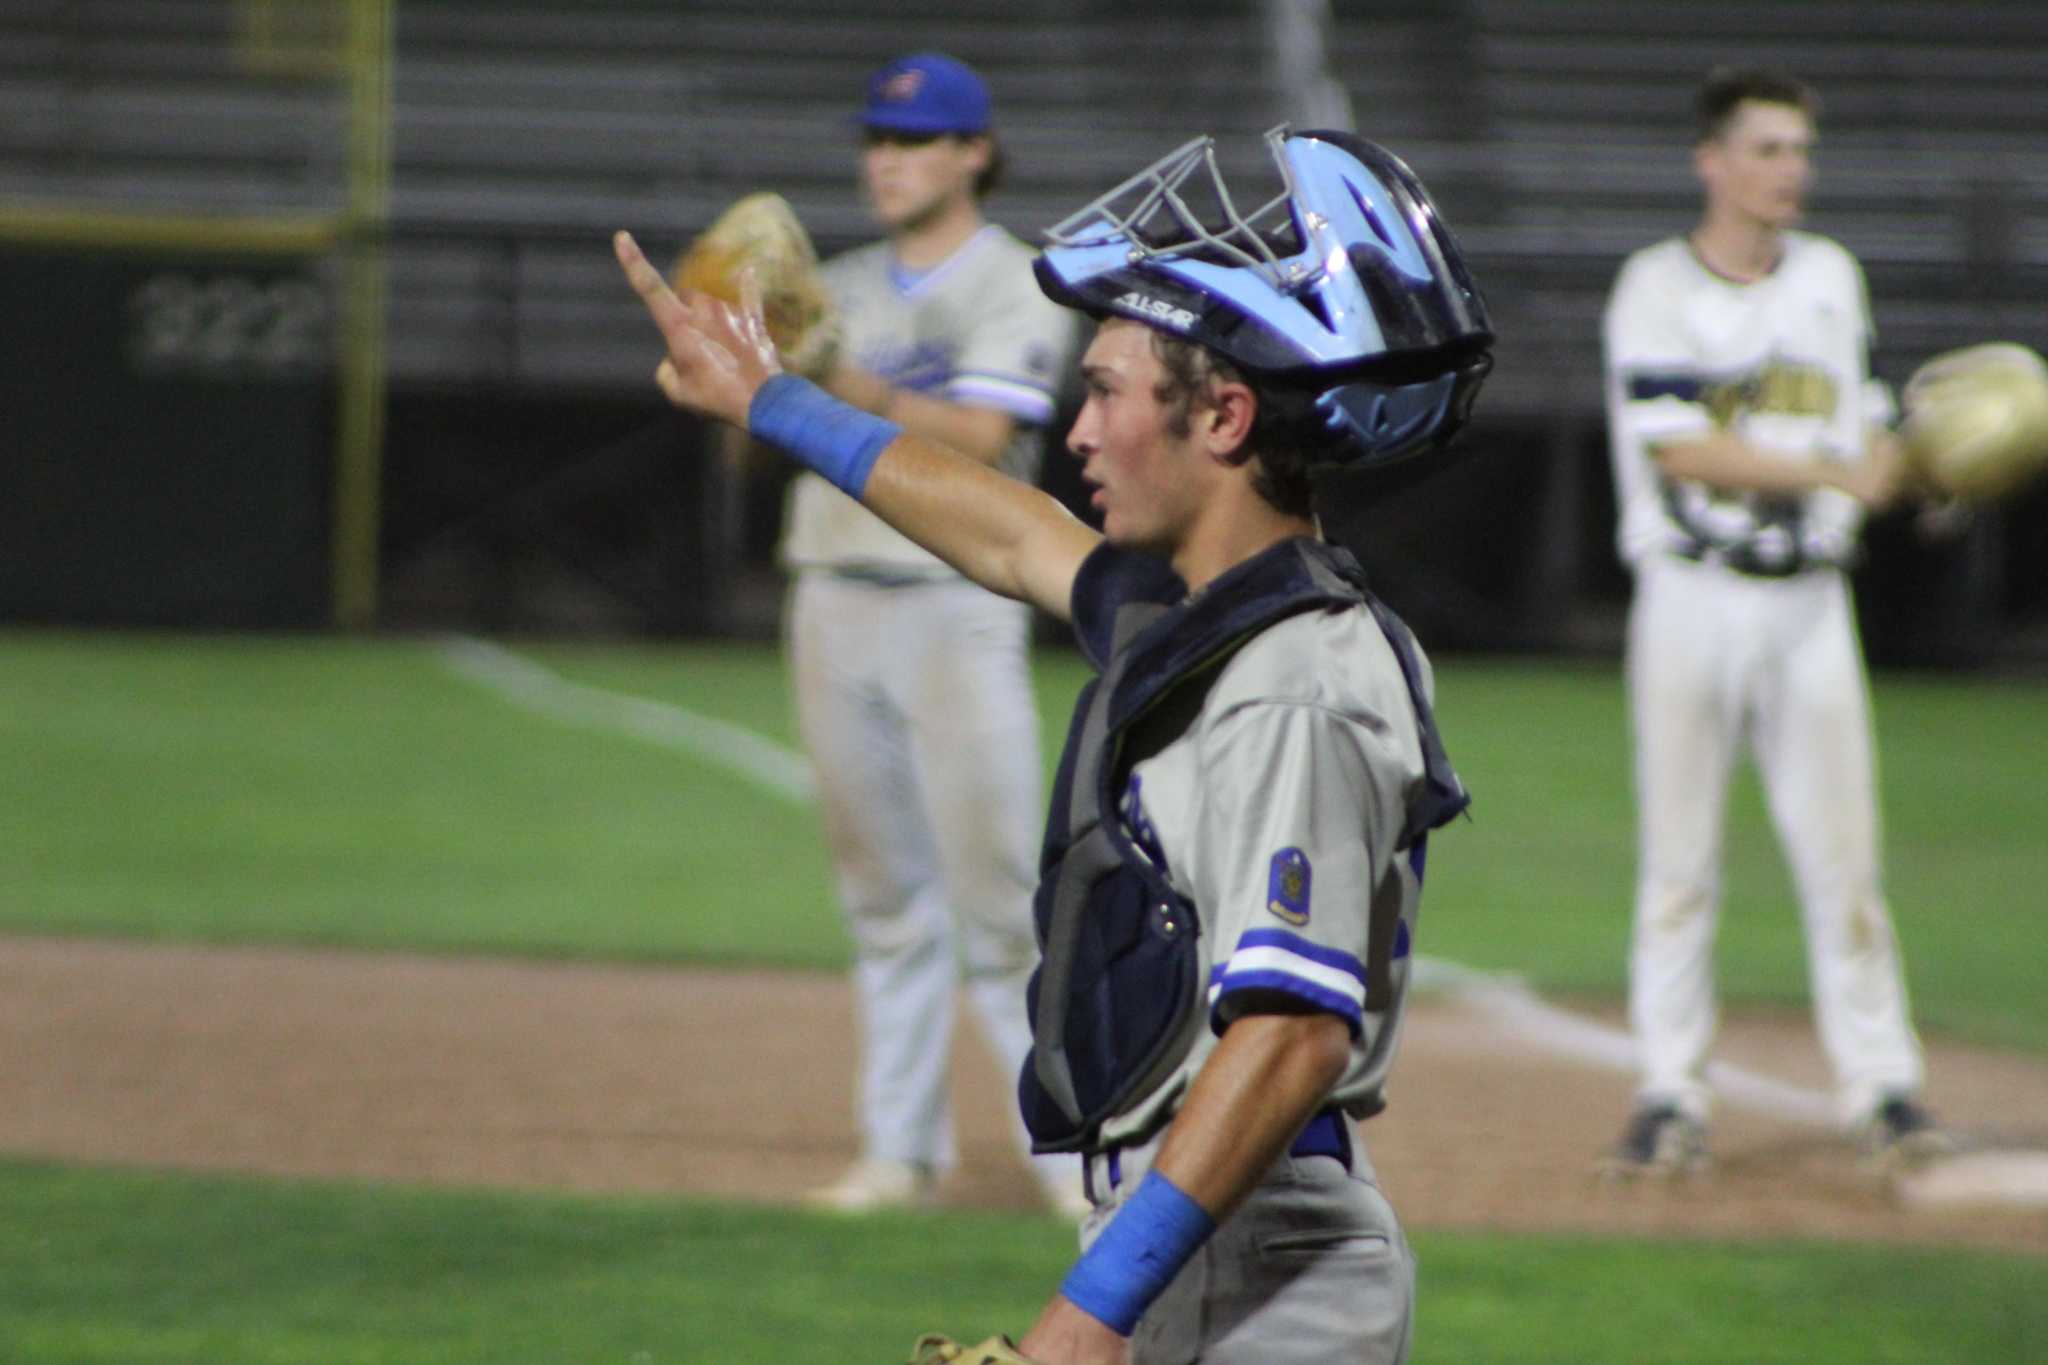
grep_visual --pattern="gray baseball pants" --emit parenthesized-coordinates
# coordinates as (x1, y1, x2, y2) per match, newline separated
(1080, 1119, 1413, 1364)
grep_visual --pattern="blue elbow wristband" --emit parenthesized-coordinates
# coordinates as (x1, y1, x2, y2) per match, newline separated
(747, 373, 901, 499)
(1058, 1169, 1216, 1336)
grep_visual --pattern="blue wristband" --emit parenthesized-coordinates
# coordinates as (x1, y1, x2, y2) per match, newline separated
(747, 373, 901, 499)
(1058, 1169, 1216, 1336)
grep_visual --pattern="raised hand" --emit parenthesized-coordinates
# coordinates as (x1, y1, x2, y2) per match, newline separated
(614, 229, 783, 428)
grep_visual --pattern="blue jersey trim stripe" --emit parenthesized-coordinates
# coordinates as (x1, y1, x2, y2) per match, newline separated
(1234, 927, 1369, 985)
(1207, 970, 1365, 1031)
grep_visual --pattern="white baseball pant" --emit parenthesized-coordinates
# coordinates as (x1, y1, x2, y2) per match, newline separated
(1627, 553, 1925, 1126)
(789, 570, 1076, 1187)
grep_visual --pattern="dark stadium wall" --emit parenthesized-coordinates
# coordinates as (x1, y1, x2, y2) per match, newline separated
(0, 248, 331, 629)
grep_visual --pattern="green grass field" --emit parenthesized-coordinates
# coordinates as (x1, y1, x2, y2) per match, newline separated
(6, 631, 2042, 1046)
(0, 1158, 2039, 1365)
(1, 630, 2043, 1362)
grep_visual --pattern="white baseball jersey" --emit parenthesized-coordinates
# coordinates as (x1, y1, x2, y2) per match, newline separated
(1602, 230, 1926, 1126)
(1095, 605, 1435, 1147)
(1604, 230, 1894, 573)
(780, 224, 1074, 574)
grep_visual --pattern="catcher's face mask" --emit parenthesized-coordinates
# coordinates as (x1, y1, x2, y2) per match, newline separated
(1035, 126, 1494, 470)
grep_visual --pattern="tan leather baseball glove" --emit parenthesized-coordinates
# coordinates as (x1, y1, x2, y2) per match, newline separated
(907, 1332, 1042, 1365)
(669, 191, 839, 378)
(1900, 341, 2048, 500)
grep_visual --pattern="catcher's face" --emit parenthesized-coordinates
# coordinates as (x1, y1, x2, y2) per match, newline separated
(1697, 100, 1813, 231)
(1066, 320, 1218, 555)
(860, 131, 989, 232)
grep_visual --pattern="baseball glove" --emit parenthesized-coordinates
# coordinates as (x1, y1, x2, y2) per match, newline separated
(907, 1333, 1041, 1365)
(668, 191, 839, 378)
(1900, 342, 2048, 500)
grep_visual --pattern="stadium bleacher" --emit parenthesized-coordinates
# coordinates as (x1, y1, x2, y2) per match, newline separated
(6, 0, 2043, 408)
(2, 1, 2042, 651)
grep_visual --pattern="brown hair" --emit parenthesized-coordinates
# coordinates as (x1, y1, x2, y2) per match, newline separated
(1147, 331, 1316, 517)
(1695, 66, 1820, 143)
(972, 135, 1005, 199)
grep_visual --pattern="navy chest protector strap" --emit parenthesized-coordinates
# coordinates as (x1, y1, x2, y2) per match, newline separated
(1022, 538, 1468, 1152)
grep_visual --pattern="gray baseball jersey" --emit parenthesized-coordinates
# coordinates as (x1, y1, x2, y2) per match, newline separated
(1040, 540, 1448, 1365)
(1096, 605, 1434, 1149)
(780, 224, 1074, 574)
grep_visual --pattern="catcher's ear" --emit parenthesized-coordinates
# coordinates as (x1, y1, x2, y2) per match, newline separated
(1198, 378, 1258, 465)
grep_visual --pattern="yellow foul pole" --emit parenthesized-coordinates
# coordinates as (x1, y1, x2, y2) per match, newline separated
(331, 0, 395, 628)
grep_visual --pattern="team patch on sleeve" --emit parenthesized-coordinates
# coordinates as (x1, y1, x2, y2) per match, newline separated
(1265, 847, 1311, 925)
(1208, 927, 1367, 1031)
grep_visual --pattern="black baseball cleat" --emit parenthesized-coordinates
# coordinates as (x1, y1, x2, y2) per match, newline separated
(1599, 1103, 1708, 1179)
(1858, 1094, 1955, 1167)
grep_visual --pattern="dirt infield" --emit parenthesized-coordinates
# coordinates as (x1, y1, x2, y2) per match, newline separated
(2, 934, 2044, 1253)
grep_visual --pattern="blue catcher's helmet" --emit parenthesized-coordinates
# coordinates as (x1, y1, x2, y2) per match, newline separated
(1034, 126, 1493, 470)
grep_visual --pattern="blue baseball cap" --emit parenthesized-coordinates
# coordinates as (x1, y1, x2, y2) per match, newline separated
(858, 52, 991, 136)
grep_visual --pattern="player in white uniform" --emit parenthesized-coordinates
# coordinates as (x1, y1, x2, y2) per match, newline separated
(783, 52, 1084, 1216)
(1601, 67, 1945, 1174)
(615, 122, 1493, 1364)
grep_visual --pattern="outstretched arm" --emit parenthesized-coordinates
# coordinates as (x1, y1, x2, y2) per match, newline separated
(615, 230, 1097, 620)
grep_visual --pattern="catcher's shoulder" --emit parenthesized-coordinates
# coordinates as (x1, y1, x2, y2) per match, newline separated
(1206, 606, 1421, 733)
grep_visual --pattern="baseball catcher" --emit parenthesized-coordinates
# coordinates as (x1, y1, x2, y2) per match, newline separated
(668, 191, 838, 378)
(619, 119, 1491, 1362)
(1900, 341, 2048, 500)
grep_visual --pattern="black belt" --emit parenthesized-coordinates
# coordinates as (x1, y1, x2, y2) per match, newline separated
(1082, 1107, 1351, 1204)
(1668, 542, 1812, 579)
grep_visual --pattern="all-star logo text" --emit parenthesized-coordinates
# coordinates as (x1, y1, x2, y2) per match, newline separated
(1115, 291, 1197, 331)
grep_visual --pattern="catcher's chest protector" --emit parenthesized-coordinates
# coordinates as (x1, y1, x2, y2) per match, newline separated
(1020, 539, 1466, 1152)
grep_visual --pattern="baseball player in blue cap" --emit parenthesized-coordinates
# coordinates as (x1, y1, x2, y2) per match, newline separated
(776, 52, 1084, 1217)
(618, 121, 1491, 1362)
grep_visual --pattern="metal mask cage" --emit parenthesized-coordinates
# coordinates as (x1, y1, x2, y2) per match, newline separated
(1041, 124, 1312, 292)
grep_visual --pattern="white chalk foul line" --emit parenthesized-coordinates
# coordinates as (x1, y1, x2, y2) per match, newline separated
(435, 635, 815, 804)
(1894, 1149, 2048, 1210)
(438, 636, 1837, 1129)
(1413, 959, 1837, 1127)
